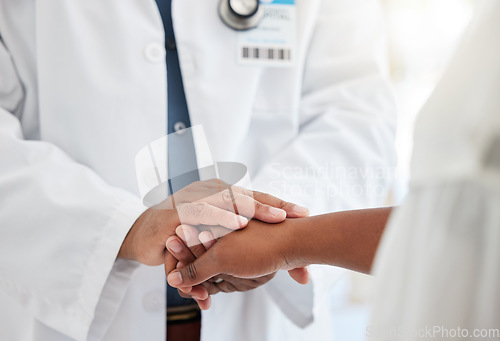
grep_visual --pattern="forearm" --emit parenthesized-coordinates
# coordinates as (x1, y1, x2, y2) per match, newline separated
(286, 207, 393, 274)
(166, 207, 394, 289)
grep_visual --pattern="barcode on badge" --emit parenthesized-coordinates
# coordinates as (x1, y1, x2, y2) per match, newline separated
(241, 46, 292, 62)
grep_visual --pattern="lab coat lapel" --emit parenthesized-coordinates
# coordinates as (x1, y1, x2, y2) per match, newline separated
(172, 0, 263, 161)
(35, 0, 167, 192)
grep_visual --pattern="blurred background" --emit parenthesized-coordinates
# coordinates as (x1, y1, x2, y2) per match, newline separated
(330, 0, 477, 339)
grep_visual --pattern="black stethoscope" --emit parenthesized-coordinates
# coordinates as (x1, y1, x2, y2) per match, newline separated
(218, 0, 263, 31)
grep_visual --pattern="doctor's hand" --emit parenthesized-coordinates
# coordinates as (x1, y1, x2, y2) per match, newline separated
(117, 179, 309, 266)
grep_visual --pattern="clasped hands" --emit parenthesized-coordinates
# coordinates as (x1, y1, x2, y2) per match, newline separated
(118, 179, 310, 309)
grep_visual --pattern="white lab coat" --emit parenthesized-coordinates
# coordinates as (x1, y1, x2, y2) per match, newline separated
(370, 0, 500, 339)
(0, 0, 396, 340)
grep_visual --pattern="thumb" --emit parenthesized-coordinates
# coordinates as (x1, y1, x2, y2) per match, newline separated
(164, 249, 179, 277)
(167, 252, 221, 288)
(288, 267, 310, 285)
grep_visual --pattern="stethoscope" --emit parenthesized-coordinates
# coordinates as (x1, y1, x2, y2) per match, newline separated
(218, 0, 264, 31)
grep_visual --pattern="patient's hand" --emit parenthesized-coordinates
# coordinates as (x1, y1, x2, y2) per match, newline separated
(165, 219, 310, 309)
(165, 224, 277, 309)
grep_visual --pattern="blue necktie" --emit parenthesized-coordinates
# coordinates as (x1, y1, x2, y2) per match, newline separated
(156, 0, 200, 195)
(155, 0, 199, 309)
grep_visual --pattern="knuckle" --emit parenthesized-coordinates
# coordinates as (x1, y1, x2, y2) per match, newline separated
(225, 282, 238, 292)
(208, 286, 220, 295)
(202, 283, 218, 295)
(190, 244, 205, 255)
(186, 263, 198, 281)
(221, 190, 233, 204)
(253, 200, 264, 211)
(252, 190, 264, 198)
(217, 282, 232, 293)
(177, 290, 191, 299)
(277, 200, 290, 210)
(194, 202, 208, 216)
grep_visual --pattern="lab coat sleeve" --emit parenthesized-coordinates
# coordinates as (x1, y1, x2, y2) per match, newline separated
(252, 0, 397, 327)
(0, 37, 145, 340)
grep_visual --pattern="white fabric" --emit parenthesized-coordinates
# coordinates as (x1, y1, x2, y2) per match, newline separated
(0, 0, 396, 340)
(370, 1, 500, 339)
(410, 0, 500, 187)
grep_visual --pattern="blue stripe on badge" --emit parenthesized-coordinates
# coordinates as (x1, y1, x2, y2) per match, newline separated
(261, 0, 295, 5)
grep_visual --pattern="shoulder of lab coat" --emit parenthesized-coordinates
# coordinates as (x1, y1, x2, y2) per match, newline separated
(0, 39, 145, 340)
(252, 0, 397, 328)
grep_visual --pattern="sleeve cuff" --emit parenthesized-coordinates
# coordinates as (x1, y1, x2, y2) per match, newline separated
(73, 193, 146, 341)
(264, 265, 346, 329)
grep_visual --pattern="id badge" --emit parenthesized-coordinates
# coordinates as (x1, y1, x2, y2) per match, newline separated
(237, 0, 296, 67)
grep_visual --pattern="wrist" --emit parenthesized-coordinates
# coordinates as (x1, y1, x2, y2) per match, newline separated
(278, 218, 311, 269)
(118, 206, 181, 264)
(117, 208, 150, 262)
(117, 224, 139, 261)
(281, 214, 339, 268)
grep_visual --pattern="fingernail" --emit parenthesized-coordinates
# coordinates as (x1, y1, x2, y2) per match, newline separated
(167, 271, 183, 286)
(268, 206, 286, 218)
(181, 227, 191, 241)
(166, 240, 183, 253)
(238, 216, 249, 226)
(179, 286, 192, 293)
(292, 205, 309, 215)
(193, 289, 209, 300)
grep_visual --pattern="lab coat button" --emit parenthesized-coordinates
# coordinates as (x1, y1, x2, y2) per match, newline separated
(144, 43, 166, 63)
(142, 291, 164, 312)
(166, 36, 176, 51)
(174, 121, 187, 133)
